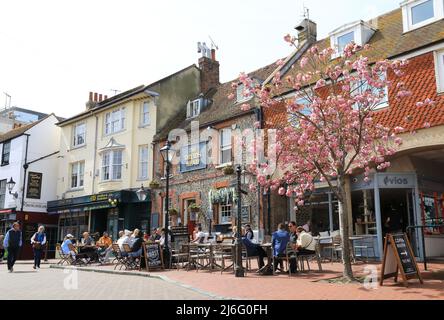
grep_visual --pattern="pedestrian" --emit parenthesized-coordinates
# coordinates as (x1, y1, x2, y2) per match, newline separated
(31, 225, 47, 269)
(3, 222, 23, 273)
(0, 234, 5, 262)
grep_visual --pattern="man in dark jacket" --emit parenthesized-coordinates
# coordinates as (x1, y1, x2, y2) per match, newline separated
(3, 222, 22, 272)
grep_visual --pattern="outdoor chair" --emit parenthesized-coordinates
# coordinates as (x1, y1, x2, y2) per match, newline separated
(324, 235, 356, 263)
(272, 243, 296, 277)
(56, 244, 72, 265)
(112, 244, 133, 270)
(68, 243, 87, 266)
(353, 240, 376, 262)
(298, 242, 323, 272)
(187, 243, 210, 272)
(170, 241, 189, 270)
(213, 244, 234, 274)
(122, 243, 141, 270)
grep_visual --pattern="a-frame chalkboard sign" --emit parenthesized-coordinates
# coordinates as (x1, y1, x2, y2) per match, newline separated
(380, 233, 423, 287)
(143, 243, 165, 272)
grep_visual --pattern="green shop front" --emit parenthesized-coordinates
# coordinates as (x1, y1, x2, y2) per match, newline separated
(47, 190, 151, 242)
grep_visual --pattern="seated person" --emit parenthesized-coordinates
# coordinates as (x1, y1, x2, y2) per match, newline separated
(117, 230, 132, 251)
(79, 232, 98, 261)
(61, 234, 77, 259)
(272, 223, 290, 272)
(244, 225, 254, 241)
(241, 229, 267, 270)
(288, 221, 299, 273)
(127, 229, 143, 258)
(158, 228, 171, 249)
(191, 226, 205, 243)
(295, 227, 317, 255)
(97, 232, 113, 262)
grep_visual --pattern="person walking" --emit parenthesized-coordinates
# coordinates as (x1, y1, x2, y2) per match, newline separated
(0, 234, 5, 262)
(3, 222, 23, 273)
(31, 226, 47, 269)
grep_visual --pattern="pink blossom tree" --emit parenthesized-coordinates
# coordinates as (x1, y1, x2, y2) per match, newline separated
(232, 41, 432, 280)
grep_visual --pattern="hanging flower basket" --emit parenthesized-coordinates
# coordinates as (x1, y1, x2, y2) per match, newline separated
(188, 203, 201, 213)
(169, 208, 179, 216)
(223, 165, 235, 175)
(149, 180, 161, 189)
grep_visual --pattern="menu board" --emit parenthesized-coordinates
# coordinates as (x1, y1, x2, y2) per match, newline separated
(143, 243, 164, 271)
(26, 172, 42, 199)
(392, 234, 417, 275)
(380, 233, 423, 287)
(241, 206, 251, 224)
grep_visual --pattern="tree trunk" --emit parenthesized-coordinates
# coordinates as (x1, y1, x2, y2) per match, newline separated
(337, 178, 355, 280)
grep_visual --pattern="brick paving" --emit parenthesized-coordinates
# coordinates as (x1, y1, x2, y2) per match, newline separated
(2, 260, 443, 300)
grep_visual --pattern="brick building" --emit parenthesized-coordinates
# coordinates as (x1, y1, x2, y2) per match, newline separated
(263, 2, 444, 259)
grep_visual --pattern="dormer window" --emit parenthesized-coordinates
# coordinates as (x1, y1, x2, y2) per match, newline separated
(187, 99, 201, 119)
(329, 21, 376, 58)
(236, 84, 254, 103)
(401, 0, 444, 32)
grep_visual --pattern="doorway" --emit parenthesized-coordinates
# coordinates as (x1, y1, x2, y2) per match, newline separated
(379, 189, 412, 236)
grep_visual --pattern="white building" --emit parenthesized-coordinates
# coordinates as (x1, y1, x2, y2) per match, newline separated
(0, 114, 61, 259)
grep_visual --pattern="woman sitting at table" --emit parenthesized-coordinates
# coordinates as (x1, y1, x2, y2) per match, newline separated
(294, 227, 317, 256)
(191, 226, 205, 244)
(127, 229, 143, 259)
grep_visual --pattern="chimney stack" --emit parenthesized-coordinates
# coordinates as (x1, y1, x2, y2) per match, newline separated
(86, 91, 106, 110)
(295, 19, 317, 44)
(199, 52, 220, 94)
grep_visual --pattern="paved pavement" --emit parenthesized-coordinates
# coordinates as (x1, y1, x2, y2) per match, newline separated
(2, 260, 444, 300)
(0, 264, 211, 300)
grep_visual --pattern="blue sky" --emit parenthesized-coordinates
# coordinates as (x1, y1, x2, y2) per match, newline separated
(0, 0, 400, 117)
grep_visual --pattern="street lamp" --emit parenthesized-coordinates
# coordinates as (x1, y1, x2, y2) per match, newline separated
(136, 185, 150, 234)
(234, 165, 250, 278)
(160, 141, 173, 267)
(6, 177, 18, 199)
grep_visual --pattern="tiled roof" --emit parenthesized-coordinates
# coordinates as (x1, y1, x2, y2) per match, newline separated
(267, 7, 444, 132)
(154, 60, 280, 141)
(0, 116, 47, 144)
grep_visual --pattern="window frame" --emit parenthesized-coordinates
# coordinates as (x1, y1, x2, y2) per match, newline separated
(72, 122, 86, 148)
(1, 140, 11, 166)
(435, 49, 444, 93)
(402, 0, 443, 32)
(337, 31, 355, 55)
(138, 145, 149, 180)
(236, 83, 254, 103)
(70, 161, 85, 189)
(219, 204, 233, 224)
(101, 150, 123, 181)
(104, 107, 126, 135)
(141, 101, 150, 126)
(219, 128, 232, 165)
(0, 179, 6, 209)
(187, 99, 201, 119)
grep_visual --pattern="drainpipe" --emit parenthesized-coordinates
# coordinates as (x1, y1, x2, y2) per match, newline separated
(92, 115, 99, 194)
(20, 134, 30, 212)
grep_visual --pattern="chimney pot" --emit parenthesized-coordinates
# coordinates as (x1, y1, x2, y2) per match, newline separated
(89, 92, 93, 101)
(99, 94, 103, 102)
(94, 92, 98, 102)
(211, 49, 216, 61)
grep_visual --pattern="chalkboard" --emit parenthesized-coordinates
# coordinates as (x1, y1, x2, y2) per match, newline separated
(380, 233, 423, 287)
(392, 234, 417, 275)
(143, 243, 164, 271)
(241, 206, 251, 224)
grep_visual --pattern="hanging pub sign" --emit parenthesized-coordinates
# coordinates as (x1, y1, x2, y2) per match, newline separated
(26, 172, 43, 199)
(380, 233, 423, 287)
(180, 142, 207, 173)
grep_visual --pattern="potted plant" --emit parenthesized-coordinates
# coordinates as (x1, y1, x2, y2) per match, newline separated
(223, 165, 234, 175)
(168, 208, 179, 216)
(149, 180, 160, 189)
(188, 203, 201, 213)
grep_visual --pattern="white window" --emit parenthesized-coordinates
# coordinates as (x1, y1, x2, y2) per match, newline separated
(141, 101, 150, 126)
(71, 161, 85, 189)
(102, 150, 123, 181)
(402, 0, 444, 32)
(72, 122, 86, 147)
(412, 0, 435, 25)
(337, 31, 355, 55)
(219, 128, 232, 165)
(105, 107, 126, 135)
(436, 50, 444, 93)
(0, 179, 6, 209)
(220, 204, 232, 224)
(236, 83, 254, 103)
(187, 99, 201, 118)
(288, 97, 311, 127)
(138, 145, 149, 180)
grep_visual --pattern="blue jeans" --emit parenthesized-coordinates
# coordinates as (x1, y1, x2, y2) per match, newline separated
(128, 248, 142, 258)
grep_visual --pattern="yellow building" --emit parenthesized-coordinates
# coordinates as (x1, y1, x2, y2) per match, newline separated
(48, 65, 201, 240)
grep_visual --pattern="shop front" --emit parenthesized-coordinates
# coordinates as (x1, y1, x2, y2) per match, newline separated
(47, 189, 151, 242)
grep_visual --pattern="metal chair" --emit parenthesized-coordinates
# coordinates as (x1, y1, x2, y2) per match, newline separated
(353, 239, 376, 262)
(111, 244, 127, 270)
(298, 242, 323, 272)
(56, 244, 72, 265)
(272, 243, 295, 277)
